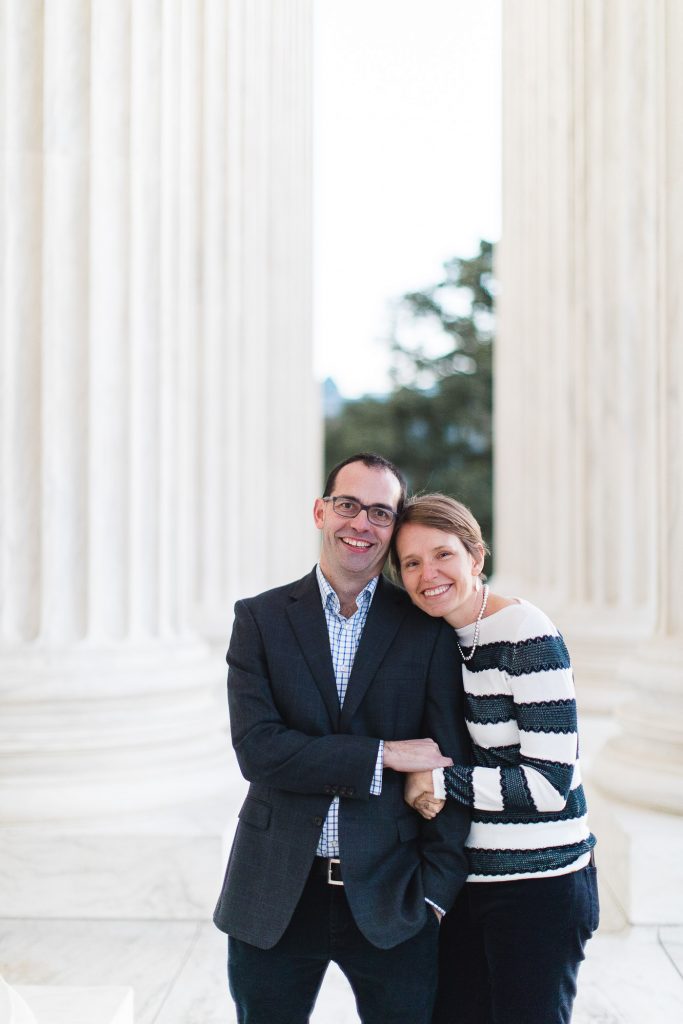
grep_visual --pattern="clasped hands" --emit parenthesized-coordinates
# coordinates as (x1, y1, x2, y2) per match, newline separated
(404, 770, 446, 820)
(382, 738, 447, 821)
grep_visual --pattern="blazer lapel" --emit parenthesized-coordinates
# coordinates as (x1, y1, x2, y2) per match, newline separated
(286, 569, 341, 728)
(339, 576, 410, 730)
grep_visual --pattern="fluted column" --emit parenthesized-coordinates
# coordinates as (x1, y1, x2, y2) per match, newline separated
(193, 0, 320, 641)
(498, 1, 683, 923)
(0, 0, 291, 824)
(496, 0, 660, 712)
(593, 0, 683, 815)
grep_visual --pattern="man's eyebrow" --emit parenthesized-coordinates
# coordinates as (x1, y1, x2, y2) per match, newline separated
(335, 494, 395, 511)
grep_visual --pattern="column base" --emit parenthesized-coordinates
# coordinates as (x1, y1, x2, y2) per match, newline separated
(0, 640, 230, 821)
(0, 792, 240, 920)
(586, 782, 683, 925)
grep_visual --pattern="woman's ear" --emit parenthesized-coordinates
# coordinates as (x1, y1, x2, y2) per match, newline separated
(472, 542, 486, 575)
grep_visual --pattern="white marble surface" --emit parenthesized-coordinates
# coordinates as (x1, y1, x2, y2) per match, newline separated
(15, 985, 133, 1024)
(2, 918, 682, 1024)
(585, 783, 683, 925)
(573, 927, 683, 1024)
(0, 795, 237, 919)
(660, 927, 683, 977)
(0, 920, 195, 1024)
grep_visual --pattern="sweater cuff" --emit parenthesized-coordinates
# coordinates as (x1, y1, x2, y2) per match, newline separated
(433, 767, 446, 800)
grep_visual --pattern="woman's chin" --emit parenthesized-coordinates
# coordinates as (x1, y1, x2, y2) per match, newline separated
(414, 599, 445, 618)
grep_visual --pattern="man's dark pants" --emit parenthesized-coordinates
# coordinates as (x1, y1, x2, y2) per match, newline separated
(228, 859, 440, 1024)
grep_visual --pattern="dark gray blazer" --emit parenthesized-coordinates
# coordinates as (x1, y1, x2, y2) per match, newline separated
(213, 568, 470, 950)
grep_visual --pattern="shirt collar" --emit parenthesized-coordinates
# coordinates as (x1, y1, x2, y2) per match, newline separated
(316, 563, 379, 616)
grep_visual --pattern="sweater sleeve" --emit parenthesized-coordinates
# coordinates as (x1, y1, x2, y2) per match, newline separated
(442, 615, 578, 814)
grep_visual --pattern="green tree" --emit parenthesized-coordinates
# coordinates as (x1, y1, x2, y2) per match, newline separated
(325, 239, 495, 565)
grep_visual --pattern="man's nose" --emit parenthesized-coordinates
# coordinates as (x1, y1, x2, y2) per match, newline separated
(352, 509, 372, 529)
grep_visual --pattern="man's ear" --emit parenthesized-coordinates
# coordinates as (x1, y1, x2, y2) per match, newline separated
(313, 498, 326, 531)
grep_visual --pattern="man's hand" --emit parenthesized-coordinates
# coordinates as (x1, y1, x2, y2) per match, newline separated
(404, 770, 446, 820)
(383, 739, 453, 773)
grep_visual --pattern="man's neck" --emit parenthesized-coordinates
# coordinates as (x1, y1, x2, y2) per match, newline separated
(319, 564, 378, 618)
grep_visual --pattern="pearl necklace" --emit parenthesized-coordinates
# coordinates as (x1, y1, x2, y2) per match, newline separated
(456, 584, 489, 663)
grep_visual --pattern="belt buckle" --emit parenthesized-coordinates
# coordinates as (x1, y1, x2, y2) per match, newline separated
(327, 857, 343, 886)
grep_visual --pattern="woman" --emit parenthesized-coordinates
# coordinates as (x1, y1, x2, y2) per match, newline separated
(393, 494, 598, 1024)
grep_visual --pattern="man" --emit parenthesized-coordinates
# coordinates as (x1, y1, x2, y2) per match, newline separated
(214, 452, 470, 1023)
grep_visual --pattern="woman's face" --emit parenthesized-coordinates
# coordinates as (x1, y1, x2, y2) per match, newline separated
(396, 523, 484, 625)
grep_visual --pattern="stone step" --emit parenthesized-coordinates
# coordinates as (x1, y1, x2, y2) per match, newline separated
(4, 981, 133, 1024)
(0, 794, 240, 920)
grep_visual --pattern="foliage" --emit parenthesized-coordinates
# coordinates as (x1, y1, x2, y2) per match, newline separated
(324, 239, 495, 566)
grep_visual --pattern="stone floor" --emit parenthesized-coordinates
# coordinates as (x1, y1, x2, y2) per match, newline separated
(1, 914, 682, 1023)
(2, 712, 682, 1022)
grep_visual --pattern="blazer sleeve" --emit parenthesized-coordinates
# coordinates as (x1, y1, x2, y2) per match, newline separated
(228, 599, 380, 798)
(418, 622, 472, 912)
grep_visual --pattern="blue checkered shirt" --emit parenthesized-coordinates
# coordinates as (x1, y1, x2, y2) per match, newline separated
(314, 566, 445, 917)
(315, 565, 383, 857)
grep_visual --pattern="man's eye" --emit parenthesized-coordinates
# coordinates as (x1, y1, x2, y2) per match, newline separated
(337, 500, 355, 510)
(373, 508, 391, 521)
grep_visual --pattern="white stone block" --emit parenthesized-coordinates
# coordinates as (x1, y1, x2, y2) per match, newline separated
(15, 986, 133, 1024)
(587, 785, 683, 925)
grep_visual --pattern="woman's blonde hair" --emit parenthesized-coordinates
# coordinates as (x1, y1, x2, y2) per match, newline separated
(390, 493, 490, 579)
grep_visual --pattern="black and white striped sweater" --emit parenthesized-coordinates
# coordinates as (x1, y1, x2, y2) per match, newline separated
(434, 599, 596, 882)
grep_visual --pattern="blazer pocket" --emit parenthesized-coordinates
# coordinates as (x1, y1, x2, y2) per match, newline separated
(238, 796, 272, 831)
(396, 814, 420, 842)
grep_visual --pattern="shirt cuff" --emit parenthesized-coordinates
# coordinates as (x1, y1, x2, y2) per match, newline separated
(425, 897, 446, 916)
(433, 767, 446, 800)
(369, 740, 384, 796)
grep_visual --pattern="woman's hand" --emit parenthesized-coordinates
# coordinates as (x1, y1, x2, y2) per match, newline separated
(404, 770, 446, 820)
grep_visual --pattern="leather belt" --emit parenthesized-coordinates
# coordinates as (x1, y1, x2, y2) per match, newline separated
(316, 856, 344, 886)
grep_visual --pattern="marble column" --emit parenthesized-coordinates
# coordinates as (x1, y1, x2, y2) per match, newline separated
(593, 0, 683, 818)
(0, 0, 224, 827)
(497, 0, 683, 921)
(0, 0, 317, 916)
(193, 0, 320, 643)
(496, 0, 660, 710)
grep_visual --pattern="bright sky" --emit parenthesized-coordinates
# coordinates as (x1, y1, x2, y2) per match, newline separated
(314, 0, 502, 398)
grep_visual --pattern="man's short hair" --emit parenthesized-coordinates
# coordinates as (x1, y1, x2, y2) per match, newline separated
(322, 453, 407, 512)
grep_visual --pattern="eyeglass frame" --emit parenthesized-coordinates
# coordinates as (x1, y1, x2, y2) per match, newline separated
(321, 495, 398, 528)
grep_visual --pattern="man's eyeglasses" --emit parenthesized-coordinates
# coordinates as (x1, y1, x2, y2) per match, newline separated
(322, 496, 397, 528)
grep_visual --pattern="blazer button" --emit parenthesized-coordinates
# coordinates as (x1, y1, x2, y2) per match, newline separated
(313, 816, 324, 826)
(323, 785, 333, 795)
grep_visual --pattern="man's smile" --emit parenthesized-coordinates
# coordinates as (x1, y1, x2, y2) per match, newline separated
(340, 537, 373, 549)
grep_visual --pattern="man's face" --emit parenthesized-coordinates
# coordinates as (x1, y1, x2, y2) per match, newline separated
(313, 462, 402, 585)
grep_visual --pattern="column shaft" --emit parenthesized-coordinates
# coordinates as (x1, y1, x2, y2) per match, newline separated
(41, 0, 90, 644)
(2, 0, 43, 642)
(89, 0, 131, 640)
